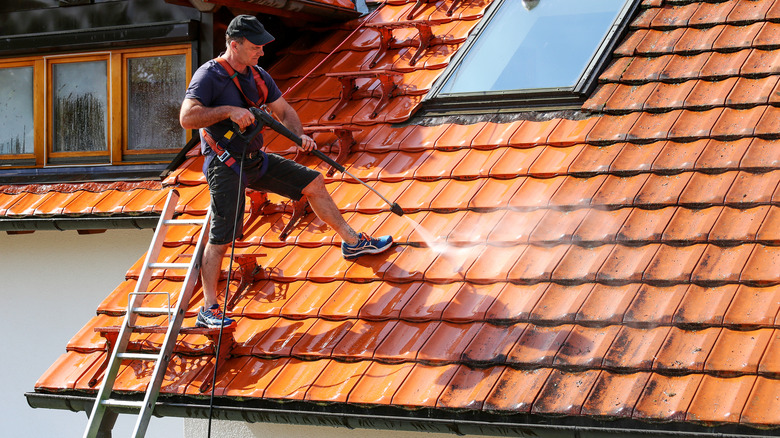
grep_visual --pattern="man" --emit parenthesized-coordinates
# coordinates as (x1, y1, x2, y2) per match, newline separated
(180, 15, 393, 328)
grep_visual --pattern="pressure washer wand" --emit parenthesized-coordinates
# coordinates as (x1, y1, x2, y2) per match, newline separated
(250, 108, 405, 217)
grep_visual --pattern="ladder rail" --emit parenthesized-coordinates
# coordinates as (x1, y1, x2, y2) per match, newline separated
(131, 206, 211, 437)
(84, 189, 212, 438)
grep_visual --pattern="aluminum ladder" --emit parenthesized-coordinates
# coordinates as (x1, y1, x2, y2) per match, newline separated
(83, 189, 211, 438)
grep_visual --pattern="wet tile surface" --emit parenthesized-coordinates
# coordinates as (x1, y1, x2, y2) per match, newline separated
(26, 0, 780, 433)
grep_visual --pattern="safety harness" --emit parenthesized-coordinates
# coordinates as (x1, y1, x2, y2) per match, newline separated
(201, 57, 270, 180)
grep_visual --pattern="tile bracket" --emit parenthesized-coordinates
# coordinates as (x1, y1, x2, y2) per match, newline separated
(325, 70, 400, 120)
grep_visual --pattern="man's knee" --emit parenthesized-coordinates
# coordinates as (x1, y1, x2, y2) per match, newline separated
(301, 173, 326, 198)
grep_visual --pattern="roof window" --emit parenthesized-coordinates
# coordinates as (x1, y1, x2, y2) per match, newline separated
(425, 0, 638, 112)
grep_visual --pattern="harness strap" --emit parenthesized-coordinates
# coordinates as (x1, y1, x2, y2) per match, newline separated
(202, 128, 269, 184)
(215, 57, 268, 108)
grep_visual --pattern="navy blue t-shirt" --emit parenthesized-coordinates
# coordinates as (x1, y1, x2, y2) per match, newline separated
(184, 58, 282, 171)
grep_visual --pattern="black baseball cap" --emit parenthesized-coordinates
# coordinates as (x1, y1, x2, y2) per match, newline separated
(226, 15, 275, 46)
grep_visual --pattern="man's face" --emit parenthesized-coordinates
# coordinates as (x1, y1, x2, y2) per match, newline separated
(234, 39, 265, 65)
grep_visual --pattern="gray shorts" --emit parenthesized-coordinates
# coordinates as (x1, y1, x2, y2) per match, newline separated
(206, 153, 320, 244)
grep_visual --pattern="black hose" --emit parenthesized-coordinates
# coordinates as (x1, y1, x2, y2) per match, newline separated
(206, 145, 246, 437)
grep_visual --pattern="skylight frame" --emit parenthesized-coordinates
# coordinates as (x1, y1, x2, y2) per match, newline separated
(423, 0, 641, 113)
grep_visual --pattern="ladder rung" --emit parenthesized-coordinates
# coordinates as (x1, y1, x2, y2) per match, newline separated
(101, 399, 144, 409)
(163, 218, 207, 226)
(117, 352, 160, 361)
(131, 306, 174, 315)
(148, 262, 191, 269)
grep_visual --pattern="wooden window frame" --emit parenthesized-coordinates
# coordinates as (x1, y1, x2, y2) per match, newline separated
(120, 45, 192, 161)
(46, 53, 112, 164)
(0, 58, 44, 167)
(0, 44, 191, 169)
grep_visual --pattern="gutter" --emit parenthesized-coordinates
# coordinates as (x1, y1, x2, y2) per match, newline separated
(187, 0, 362, 21)
(0, 216, 160, 232)
(25, 392, 779, 438)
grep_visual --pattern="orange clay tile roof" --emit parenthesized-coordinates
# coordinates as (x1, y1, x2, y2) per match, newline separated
(30, 0, 780, 434)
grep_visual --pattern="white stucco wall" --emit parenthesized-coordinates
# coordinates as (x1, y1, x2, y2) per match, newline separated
(184, 419, 490, 438)
(183, 419, 586, 438)
(0, 228, 183, 437)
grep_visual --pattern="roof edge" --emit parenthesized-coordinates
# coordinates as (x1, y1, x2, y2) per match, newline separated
(25, 392, 780, 438)
(0, 216, 160, 232)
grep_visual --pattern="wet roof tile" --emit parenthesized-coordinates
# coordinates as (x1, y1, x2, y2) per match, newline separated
(575, 284, 639, 325)
(264, 358, 331, 400)
(572, 208, 632, 244)
(392, 363, 459, 408)
(484, 283, 547, 325)
(346, 361, 415, 405)
(528, 208, 590, 244)
(331, 319, 397, 361)
(508, 176, 566, 210)
(436, 365, 504, 410)
(417, 322, 482, 363)
(550, 244, 613, 284)
(374, 320, 439, 363)
(507, 324, 573, 368)
(357, 281, 422, 321)
(462, 322, 527, 364)
(554, 325, 621, 368)
(617, 207, 676, 243)
(305, 360, 371, 403)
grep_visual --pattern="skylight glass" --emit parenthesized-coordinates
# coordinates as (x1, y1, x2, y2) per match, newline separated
(436, 0, 630, 96)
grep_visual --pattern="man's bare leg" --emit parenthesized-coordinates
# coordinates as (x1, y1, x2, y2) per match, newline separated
(301, 174, 360, 246)
(200, 241, 229, 308)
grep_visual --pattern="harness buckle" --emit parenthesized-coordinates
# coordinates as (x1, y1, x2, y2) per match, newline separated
(217, 150, 231, 163)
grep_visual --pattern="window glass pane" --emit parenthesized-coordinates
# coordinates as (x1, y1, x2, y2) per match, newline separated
(440, 0, 626, 94)
(52, 60, 108, 152)
(0, 67, 34, 155)
(127, 55, 186, 150)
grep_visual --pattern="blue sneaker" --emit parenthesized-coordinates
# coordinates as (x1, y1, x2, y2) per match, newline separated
(342, 233, 394, 260)
(196, 304, 235, 328)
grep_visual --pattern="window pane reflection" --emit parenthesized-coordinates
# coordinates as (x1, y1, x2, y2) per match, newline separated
(0, 67, 34, 155)
(52, 61, 108, 153)
(127, 55, 186, 150)
(440, 0, 626, 94)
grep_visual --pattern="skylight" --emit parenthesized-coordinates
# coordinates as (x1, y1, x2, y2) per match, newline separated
(426, 0, 638, 112)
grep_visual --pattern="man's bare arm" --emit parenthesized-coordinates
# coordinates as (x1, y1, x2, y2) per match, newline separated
(179, 98, 255, 131)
